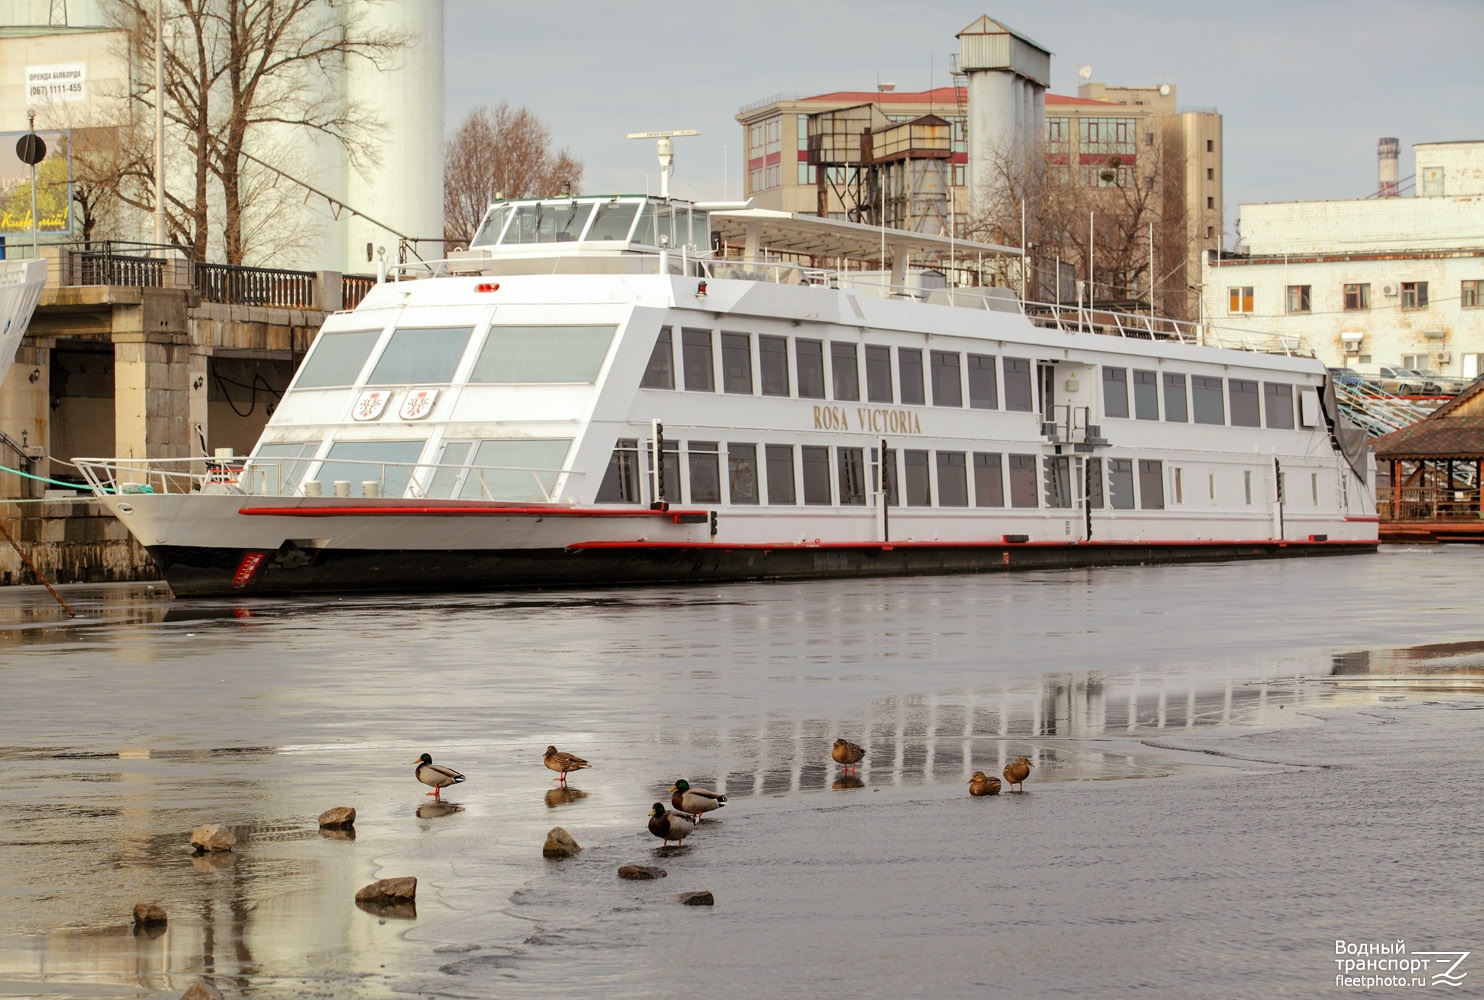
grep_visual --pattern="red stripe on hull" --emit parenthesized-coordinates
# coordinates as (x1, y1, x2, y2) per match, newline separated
(237, 505, 709, 519)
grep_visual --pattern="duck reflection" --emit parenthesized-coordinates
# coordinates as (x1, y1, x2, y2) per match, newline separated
(416, 801, 463, 820)
(831, 775, 865, 790)
(544, 786, 588, 808)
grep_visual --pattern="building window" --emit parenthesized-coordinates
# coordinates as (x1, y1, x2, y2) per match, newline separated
(1206, 167, 1214, 180)
(973, 452, 1004, 507)
(1045, 117, 1069, 154)
(765, 444, 795, 504)
(1103, 366, 1129, 418)
(759, 335, 789, 396)
(680, 328, 714, 391)
(1206, 196, 1215, 210)
(721, 332, 753, 394)
(727, 443, 758, 504)
(898, 347, 925, 405)
(796, 339, 825, 399)
(1138, 459, 1165, 510)
(642, 327, 674, 389)
(1192, 375, 1225, 425)
(1285, 285, 1311, 314)
(1228, 286, 1253, 314)
(1343, 283, 1370, 311)
(930, 350, 962, 407)
(1229, 379, 1260, 427)
(937, 451, 968, 506)
(904, 450, 931, 506)
(837, 447, 867, 505)
(801, 445, 831, 504)
(1163, 373, 1188, 422)
(968, 354, 998, 409)
(1206, 139, 1214, 152)
(830, 342, 860, 401)
(1401, 281, 1429, 309)
(1463, 280, 1482, 308)
(865, 345, 893, 402)
(1263, 383, 1295, 430)
(1133, 370, 1158, 420)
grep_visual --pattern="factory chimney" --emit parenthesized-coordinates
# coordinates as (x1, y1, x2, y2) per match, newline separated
(1377, 137, 1399, 198)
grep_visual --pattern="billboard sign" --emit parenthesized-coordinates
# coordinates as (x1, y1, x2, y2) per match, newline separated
(0, 130, 73, 236)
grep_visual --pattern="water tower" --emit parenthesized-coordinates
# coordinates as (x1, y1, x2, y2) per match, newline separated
(955, 15, 1050, 222)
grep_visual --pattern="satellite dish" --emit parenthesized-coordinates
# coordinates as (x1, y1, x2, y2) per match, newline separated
(1158, 83, 1171, 96)
(1077, 65, 1092, 81)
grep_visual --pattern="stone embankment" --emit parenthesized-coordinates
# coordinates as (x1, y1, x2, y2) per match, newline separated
(0, 498, 159, 586)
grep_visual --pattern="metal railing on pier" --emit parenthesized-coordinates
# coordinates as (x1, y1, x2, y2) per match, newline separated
(194, 261, 315, 308)
(1378, 485, 1482, 521)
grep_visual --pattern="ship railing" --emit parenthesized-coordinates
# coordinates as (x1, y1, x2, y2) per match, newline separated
(1378, 485, 1482, 521)
(73, 456, 227, 497)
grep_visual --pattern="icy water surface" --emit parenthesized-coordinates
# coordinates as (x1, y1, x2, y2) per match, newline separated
(0, 547, 1481, 998)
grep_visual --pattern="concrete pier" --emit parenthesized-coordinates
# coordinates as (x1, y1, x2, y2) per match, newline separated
(0, 498, 159, 586)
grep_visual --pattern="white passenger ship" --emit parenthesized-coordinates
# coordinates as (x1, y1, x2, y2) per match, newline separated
(80, 178, 1377, 596)
(0, 258, 47, 385)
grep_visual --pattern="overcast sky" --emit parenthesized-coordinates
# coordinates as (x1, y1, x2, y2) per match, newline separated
(444, 0, 1482, 244)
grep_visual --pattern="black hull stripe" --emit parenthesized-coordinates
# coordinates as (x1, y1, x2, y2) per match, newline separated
(150, 541, 1377, 598)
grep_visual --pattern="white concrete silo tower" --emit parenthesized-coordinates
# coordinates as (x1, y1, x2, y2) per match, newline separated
(337, 0, 444, 275)
(956, 16, 1050, 223)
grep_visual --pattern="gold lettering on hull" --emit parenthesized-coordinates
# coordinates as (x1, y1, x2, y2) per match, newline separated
(810, 404, 922, 434)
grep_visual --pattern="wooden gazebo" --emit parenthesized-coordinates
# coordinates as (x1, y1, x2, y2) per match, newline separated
(1375, 380, 1484, 541)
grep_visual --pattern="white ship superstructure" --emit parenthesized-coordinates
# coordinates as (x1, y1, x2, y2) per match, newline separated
(79, 188, 1377, 596)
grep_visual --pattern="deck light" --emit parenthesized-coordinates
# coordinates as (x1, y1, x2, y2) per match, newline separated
(696, 280, 707, 299)
(475, 282, 501, 293)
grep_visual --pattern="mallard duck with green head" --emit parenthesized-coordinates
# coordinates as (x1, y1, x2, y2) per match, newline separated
(648, 802, 694, 847)
(543, 745, 591, 784)
(1003, 756, 1032, 792)
(968, 771, 1002, 796)
(413, 753, 465, 801)
(670, 779, 726, 822)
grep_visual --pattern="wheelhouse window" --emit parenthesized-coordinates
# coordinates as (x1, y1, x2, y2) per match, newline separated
(797, 339, 826, 399)
(728, 443, 758, 504)
(831, 342, 860, 401)
(586, 200, 640, 241)
(801, 445, 832, 504)
(1133, 370, 1158, 420)
(837, 447, 867, 505)
(1229, 379, 1260, 427)
(1401, 281, 1429, 309)
(596, 438, 641, 503)
(1102, 366, 1129, 418)
(968, 354, 998, 409)
(1264, 383, 1295, 429)
(463, 439, 571, 501)
(904, 450, 931, 506)
(1163, 373, 1188, 422)
(974, 452, 1004, 507)
(1008, 454, 1038, 508)
(688, 441, 721, 503)
(865, 345, 893, 403)
(1285, 285, 1311, 314)
(1228, 286, 1254, 314)
(1343, 283, 1370, 311)
(721, 332, 753, 394)
(501, 201, 588, 244)
(471, 325, 614, 384)
(681, 328, 714, 391)
(930, 351, 962, 407)
(759, 335, 790, 396)
(898, 347, 925, 405)
(315, 440, 425, 499)
(1138, 459, 1165, 509)
(641, 327, 675, 389)
(1004, 358, 1034, 412)
(766, 444, 796, 504)
(937, 451, 968, 506)
(369, 326, 474, 385)
(1192, 376, 1225, 425)
(293, 329, 380, 389)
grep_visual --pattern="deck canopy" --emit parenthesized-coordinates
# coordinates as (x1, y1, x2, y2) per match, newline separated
(710, 207, 1020, 264)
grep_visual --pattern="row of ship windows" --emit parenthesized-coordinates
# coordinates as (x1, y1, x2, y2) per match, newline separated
(644, 326, 1307, 428)
(596, 440, 1323, 510)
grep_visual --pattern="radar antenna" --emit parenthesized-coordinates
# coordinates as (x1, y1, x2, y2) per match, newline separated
(627, 129, 700, 200)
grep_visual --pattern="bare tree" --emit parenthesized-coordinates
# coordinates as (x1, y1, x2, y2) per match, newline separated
(103, 0, 408, 264)
(443, 103, 584, 246)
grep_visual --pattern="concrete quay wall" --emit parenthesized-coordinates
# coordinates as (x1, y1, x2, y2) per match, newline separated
(0, 499, 160, 586)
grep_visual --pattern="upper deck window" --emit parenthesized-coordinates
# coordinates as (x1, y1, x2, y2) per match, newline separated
(367, 327, 473, 385)
(502, 202, 591, 244)
(292, 329, 381, 389)
(471, 325, 615, 383)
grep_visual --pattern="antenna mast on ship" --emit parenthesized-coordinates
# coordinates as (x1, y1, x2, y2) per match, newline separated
(626, 129, 700, 199)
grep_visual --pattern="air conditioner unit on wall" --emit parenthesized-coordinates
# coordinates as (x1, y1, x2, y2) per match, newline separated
(1436, 351, 1452, 364)
(1382, 284, 1398, 296)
